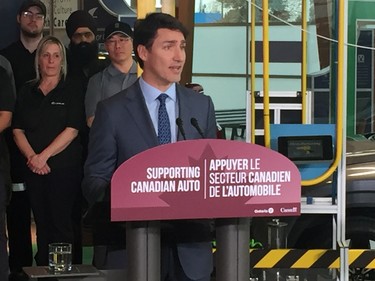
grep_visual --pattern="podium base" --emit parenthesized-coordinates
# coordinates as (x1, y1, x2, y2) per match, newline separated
(216, 218, 250, 281)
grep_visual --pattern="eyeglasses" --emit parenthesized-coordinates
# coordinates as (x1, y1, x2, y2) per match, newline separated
(72, 31, 95, 41)
(22, 11, 45, 20)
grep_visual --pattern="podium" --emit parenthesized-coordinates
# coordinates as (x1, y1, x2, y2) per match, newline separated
(111, 139, 301, 281)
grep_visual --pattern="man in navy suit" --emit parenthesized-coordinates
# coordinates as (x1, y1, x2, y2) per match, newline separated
(83, 12, 216, 281)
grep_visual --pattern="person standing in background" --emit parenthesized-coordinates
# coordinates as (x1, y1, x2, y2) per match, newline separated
(85, 21, 137, 127)
(65, 10, 108, 264)
(84, 21, 137, 268)
(0, 1, 46, 279)
(1, 0, 45, 92)
(66, 10, 107, 93)
(85, 21, 137, 128)
(0, 66, 16, 281)
(12, 36, 84, 267)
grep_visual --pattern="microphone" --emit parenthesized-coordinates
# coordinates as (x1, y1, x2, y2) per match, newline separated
(176, 118, 186, 140)
(190, 118, 205, 139)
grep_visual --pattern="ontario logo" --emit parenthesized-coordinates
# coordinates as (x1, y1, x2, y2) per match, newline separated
(254, 207, 274, 214)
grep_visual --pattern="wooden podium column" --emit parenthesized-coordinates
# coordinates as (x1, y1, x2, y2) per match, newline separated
(216, 218, 250, 281)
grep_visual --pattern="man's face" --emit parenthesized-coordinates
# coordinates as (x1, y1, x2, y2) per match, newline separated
(71, 27, 95, 45)
(17, 6, 45, 38)
(105, 33, 133, 65)
(138, 28, 186, 90)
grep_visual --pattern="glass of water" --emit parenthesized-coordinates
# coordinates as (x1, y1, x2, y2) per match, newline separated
(48, 242, 72, 273)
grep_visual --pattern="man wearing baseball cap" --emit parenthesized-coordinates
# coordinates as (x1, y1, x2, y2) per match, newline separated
(2, 0, 46, 90)
(18, 0, 46, 19)
(85, 21, 137, 128)
(0, 1, 46, 280)
(84, 21, 137, 268)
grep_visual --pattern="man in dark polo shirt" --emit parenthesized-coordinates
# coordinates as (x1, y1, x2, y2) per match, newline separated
(0, 0, 46, 279)
(0, 65, 16, 281)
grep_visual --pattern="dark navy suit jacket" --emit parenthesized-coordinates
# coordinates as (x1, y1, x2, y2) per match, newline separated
(83, 79, 217, 279)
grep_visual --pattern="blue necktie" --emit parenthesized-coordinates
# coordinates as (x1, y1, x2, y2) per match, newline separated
(157, 93, 171, 144)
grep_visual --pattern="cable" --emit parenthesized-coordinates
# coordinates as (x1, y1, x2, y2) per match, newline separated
(250, 1, 372, 51)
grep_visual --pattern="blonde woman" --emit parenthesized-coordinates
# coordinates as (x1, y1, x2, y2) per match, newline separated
(12, 36, 84, 266)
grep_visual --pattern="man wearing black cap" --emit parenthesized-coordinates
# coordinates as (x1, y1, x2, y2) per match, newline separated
(0, 1, 46, 279)
(84, 21, 137, 269)
(1, 0, 46, 91)
(85, 21, 137, 128)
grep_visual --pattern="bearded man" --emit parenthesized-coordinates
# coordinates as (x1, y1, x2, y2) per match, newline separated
(66, 10, 107, 92)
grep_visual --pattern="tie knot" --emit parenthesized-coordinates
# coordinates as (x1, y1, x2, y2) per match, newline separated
(157, 93, 168, 104)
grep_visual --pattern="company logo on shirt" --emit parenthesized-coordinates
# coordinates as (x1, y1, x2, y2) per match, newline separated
(51, 102, 65, 106)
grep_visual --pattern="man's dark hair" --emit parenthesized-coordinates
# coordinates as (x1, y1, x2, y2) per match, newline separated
(133, 12, 188, 68)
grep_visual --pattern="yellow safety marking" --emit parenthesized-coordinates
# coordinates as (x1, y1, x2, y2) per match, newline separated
(254, 249, 290, 268)
(291, 249, 327, 268)
(329, 249, 365, 268)
(349, 250, 366, 263)
(329, 258, 340, 269)
(366, 257, 375, 269)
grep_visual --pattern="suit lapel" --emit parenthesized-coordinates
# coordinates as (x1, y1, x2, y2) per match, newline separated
(176, 85, 195, 141)
(123, 82, 195, 144)
(124, 81, 159, 148)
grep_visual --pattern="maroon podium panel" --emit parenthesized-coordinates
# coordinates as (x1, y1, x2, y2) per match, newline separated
(111, 139, 301, 221)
